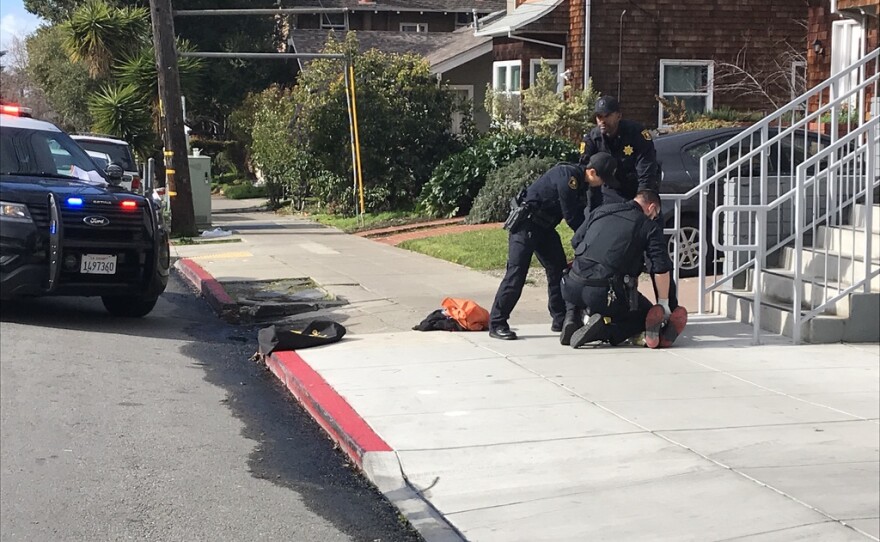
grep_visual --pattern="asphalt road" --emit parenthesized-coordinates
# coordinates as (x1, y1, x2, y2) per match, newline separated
(0, 274, 422, 542)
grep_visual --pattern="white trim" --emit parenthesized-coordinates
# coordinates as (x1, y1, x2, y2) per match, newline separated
(493, 60, 522, 93)
(529, 58, 563, 92)
(448, 84, 474, 134)
(790, 60, 806, 102)
(658, 59, 714, 126)
(400, 22, 428, 33)
(583, 0, 591, 89)
(430, 41, 492, 74)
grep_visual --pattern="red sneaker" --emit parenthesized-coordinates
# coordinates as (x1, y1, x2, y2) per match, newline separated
(660, 306, 688, 348)
(645, 305, 666, 349)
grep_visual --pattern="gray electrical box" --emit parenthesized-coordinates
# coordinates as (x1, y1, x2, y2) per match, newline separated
(188, 155, 212, 230)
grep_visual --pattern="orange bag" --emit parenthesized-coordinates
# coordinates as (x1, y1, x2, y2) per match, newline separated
(440, 297, 490, 331)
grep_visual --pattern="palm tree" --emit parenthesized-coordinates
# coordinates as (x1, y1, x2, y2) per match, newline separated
(60, 0, 149, 78)
(88, 82, 154, 157)
(115, 40, 203, 105)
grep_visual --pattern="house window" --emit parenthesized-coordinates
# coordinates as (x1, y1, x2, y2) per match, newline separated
(659, 59, 713, 126)
(400, 23, 428, 32)
(320, 13, 347, 30)
(455, 12, 473, 29)
(448, 85, 474, 134)
(493, 60, 521, 93)
(492, 60, 522, 125)
(529, 59, 564, 93)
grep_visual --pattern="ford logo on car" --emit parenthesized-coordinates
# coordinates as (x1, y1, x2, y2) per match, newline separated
(84, 216, 110, 227)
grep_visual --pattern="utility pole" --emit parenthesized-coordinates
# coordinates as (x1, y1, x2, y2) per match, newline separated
(149, 0, 196, 236)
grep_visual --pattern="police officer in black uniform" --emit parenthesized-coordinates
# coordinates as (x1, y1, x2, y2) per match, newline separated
(579, 95, 661, 207)
(488, 161, 594, 340)
(580, 95, 680, 311)
(560, 190, 686, 348)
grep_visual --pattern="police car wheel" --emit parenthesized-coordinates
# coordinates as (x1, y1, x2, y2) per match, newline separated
(668, 219, 705, 278)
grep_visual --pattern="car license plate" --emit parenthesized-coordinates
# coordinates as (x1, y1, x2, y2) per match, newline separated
(80, 254, 117, 274)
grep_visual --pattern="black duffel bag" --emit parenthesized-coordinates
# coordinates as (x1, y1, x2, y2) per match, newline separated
(258, 320, 347, 355)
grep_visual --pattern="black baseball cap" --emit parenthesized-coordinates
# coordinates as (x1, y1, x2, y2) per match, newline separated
(594, 95, 620, 116)
(585, 152, 617, 184)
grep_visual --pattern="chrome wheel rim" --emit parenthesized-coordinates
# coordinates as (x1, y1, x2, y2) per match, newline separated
(669, 226, 701, 271)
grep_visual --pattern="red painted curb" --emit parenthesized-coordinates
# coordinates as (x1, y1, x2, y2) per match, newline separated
(175, 258, 237, 314)
(266, 351, 392, 466)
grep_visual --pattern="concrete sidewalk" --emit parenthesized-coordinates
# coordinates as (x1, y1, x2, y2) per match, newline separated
(174, 207, 880, 542)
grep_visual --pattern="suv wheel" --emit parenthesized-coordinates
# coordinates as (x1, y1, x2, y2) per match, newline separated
(101, 295, 159, 317)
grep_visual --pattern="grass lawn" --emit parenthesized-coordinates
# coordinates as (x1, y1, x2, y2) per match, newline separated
(399, 224, 576, 270)
(301, 210, 429, 233)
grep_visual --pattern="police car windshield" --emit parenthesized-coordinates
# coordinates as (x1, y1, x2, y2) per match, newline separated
(0, 127, 104, 179)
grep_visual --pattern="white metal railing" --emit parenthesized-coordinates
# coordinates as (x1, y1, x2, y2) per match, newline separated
(665, 46, 879, 343)
(710, 117, 879, 343)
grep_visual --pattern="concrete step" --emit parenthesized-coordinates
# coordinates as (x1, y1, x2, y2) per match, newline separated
(713, 289, 846, 343)
(851, 203, 880, 233)
(713, 289, 879, 342)
(816, 225, 879, 261)
(753, 269, 848, 316)
(779, 246, 880, 290)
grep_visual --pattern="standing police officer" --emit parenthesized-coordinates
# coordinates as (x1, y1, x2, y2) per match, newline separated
(579, 95, 661, 210)
(489, 160, 606, 340)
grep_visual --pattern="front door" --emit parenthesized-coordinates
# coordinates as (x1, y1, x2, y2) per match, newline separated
(830, 18, 865, 104)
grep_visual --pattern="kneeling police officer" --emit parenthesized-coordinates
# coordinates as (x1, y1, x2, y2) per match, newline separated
(488, 154, 618, 340)
(560, 190, 688, 348)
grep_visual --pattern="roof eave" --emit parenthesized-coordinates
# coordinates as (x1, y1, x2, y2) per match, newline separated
(430, 41, 493, 74)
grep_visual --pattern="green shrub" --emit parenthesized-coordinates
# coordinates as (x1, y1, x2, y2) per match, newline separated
(418, 131, 577, 218)
(467, 156, 558, 224)
(704, 106, 763, 123)
(214, 172, 238, 185)
(667, 118, 741, 132)
(222, 183, 267, 199)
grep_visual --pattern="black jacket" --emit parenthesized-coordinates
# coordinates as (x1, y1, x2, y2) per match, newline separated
(580, 120, 661, 200)
(572, 200, 672, 279)
(523, 163, 588, 231)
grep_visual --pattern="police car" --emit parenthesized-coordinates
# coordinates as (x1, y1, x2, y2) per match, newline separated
(0, 103, 169, 316)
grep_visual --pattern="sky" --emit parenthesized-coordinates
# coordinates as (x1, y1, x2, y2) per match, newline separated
(0, 0, 44, 52)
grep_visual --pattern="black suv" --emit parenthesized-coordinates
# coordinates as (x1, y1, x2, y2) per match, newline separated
(0, 108, 169, 316)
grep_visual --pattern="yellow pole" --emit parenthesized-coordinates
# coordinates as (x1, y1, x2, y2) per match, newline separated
(348, 64, 366, 216)
(343, 64, 359, 219)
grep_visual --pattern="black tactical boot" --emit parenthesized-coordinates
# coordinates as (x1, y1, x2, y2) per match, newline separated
(559, 309, 584, 345)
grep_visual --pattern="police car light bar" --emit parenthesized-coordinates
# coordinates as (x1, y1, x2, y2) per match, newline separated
(0, 104, 34, 117)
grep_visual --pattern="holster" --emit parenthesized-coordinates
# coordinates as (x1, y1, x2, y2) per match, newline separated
(503, 200, 529, 233)
(622, 275, 639, 311)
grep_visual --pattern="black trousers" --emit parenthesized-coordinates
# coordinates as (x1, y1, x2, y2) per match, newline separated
(489, 224, 567, 329)
(560, 273, 653, 345)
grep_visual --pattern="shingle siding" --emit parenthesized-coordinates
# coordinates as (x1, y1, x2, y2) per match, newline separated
(572, 0, 809, 127)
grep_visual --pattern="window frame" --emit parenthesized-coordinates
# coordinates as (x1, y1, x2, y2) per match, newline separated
(320, 12, 348, 30)
(658, 59, 714, 127)
(448, 84, 474, 134)
(399, 22, 428, 33)
(529, 58, 564, 93)
(455, 12, 473, 29)
(492, 60, 522, 94)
